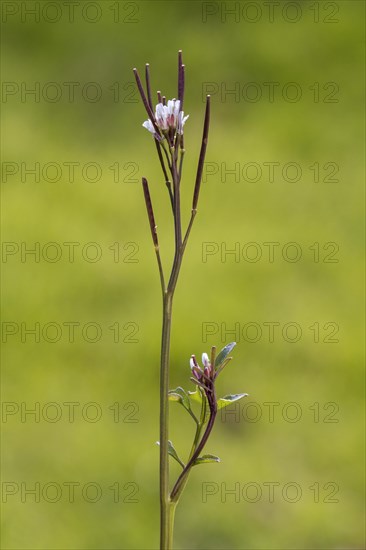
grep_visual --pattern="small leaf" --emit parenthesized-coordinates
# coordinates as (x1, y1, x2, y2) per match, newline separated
(169, 387, 199, 423)
(188, 388, 210, 424)
(194, 454, 221, 465)
(169, 386, 191, 412)
(156, 440, 185, 469)
(187, 388, 203, 404)
(167, 440, 185, 468)
(215, 357, 232, 378)
(215, 342, 236, 369)
(217, 393, 248, 410)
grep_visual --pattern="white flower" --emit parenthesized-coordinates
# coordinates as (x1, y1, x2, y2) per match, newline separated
(202, 353, 210, 368)
(142, 98, 189, 136)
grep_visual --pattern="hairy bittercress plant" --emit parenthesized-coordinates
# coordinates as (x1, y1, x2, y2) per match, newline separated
(133, 51, 248, 549)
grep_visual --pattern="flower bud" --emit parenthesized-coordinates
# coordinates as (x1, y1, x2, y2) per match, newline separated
(190, 354, 199, 369)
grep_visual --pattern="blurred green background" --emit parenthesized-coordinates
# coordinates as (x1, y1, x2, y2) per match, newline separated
(1, 1, 364, 548)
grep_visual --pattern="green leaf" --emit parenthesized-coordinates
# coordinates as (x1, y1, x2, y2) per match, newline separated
(194, 454, 221, 465)
(215, 342, 236, 369)
(169, 386, 199, 423)
(188, 388, 210, 425)
(187, 388, 203, 404)
(168, 386, 191, 412)
(156, 440, 185, 469)
(217, 393, 248, 410)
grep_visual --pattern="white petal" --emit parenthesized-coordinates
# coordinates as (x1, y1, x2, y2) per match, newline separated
(190, 357, 196, 370)
(177, 112, 189, 134)
(167, 100, 174, 115)
(142, 120, 155, 134)
(155, 103, 164, 119)
(173, 100, 180, 119)
(202, 353, 210, 367)
(156, 103, 169, 129)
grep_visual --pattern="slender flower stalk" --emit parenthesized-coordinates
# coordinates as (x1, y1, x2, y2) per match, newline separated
(133, 51, 247, 549)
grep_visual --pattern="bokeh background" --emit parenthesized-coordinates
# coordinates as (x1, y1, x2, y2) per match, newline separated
(1, 1, 365, 548)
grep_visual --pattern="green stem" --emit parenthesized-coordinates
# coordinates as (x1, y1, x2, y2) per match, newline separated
(160, 145, 183, 549)
(160, 291, 173, 548)
(168, 391, 207, 506)
(189, 389, 206, 459)
(170, 390, 217, 503)
(160, 140, 197, 549)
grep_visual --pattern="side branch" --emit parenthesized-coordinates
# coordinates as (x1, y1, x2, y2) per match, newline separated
(170, 397, 217, 502)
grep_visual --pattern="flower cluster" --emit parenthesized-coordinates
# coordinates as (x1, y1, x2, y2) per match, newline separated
(133, 51, 210, 223)
(189, 343, 237, 403)
(143, 99, 189, 137)
(190, 353, 215, 389)
(189, 351, 219, 409)
(169, 342, 247, 502)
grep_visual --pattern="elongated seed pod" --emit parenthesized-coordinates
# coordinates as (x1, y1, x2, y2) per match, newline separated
(145, 63, 153, 110)
(192, 95, 211, 210)
(133, 68, 160, 135)
(142, 177, 159, 248)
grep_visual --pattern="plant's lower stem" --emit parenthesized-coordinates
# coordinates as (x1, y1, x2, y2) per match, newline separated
(160, 146, 198, 548)
(160, 291, 173, 548)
